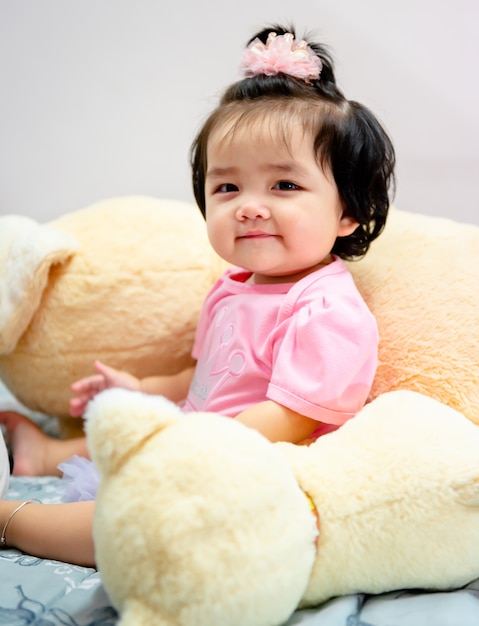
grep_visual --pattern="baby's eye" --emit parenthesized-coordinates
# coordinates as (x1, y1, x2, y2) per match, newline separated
(215, 183, 238, 193)
(274, 181, 300, 191)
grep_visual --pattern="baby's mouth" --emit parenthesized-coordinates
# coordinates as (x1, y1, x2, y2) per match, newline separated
(238, 231, 276, 239)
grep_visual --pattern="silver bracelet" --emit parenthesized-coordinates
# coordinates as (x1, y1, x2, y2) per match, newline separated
(1, 499, 41, 548)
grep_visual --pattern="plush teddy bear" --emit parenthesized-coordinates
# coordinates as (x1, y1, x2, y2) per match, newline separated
(0, 196, 224, 437)
(86, 387, 479, 626)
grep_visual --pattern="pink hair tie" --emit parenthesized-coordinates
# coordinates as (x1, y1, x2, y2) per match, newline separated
(240, 32, 323, 83)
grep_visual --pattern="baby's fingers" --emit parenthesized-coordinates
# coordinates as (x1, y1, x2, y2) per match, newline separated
(93, 360, 121, 385)
(69, 394, 92, 417)
(70, 375, 106, 394)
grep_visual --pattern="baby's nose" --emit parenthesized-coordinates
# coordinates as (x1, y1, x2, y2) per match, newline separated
(235, 199, 271, 221)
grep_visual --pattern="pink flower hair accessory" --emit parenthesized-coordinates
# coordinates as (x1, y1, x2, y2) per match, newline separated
(240, 32, 323, 83)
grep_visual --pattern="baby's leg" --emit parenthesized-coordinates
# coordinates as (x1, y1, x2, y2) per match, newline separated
(0, 411, 89, 477)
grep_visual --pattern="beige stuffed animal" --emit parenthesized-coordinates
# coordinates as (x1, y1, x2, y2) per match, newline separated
(0, 196, 223, 437)
(0, 203, 477, 438)
(86, 387, 479, 626)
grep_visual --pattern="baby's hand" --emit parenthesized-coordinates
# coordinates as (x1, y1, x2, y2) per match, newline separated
(69, 360, 141, 417)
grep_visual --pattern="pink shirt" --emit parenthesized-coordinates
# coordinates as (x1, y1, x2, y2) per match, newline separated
(184, 257, 377, 431)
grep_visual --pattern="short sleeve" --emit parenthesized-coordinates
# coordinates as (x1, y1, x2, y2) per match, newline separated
(267, 287, 378, 424)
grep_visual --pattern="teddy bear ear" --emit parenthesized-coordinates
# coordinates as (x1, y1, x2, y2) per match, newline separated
(85, 389, 183, 476)
(0, 215, 78, 354)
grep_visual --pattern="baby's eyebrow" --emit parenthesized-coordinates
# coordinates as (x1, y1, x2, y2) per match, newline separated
(206, 163, 307, 178)
(206, 166, 238, 179)
(267, 163, 306, 176)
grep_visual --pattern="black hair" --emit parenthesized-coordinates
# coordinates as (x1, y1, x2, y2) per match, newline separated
(190, 24, 395, 259)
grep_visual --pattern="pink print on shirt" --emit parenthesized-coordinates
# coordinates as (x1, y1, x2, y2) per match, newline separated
(187, 306, 247, 411)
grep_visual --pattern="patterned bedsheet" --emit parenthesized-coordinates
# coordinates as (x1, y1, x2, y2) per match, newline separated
(2, 383, 479, 625)
(1, 476, 117, 626)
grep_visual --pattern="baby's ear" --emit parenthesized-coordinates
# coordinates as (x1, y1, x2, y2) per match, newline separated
(337, 215, 359, 237)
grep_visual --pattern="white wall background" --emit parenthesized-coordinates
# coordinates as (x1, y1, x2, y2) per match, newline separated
(1, 0, 478, 224)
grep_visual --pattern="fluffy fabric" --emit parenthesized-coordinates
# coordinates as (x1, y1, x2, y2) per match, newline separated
(86, 388, 479, 626)
(58, 455, 100, 502)
(282, 391, 479, 605)
(347, 208, 479, 423)
(87, 391, 317, 626)
(0, 215, 77, 354)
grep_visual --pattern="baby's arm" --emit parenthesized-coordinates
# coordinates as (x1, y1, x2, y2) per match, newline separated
(70, 361, 195, 417)
(0, 499, 95, 566)
(139, 365, 195, 402)
(235, 400, 319, 444)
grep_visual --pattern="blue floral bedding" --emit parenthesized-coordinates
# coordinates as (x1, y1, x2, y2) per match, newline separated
(1, 476, 117, 626)
(2, 383, 479, 625)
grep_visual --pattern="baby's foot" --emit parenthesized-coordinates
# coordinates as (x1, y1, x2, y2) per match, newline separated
(0, 411, 57, 476)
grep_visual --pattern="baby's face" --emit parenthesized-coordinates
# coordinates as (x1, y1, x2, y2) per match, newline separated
(204, 123, 357, 284)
